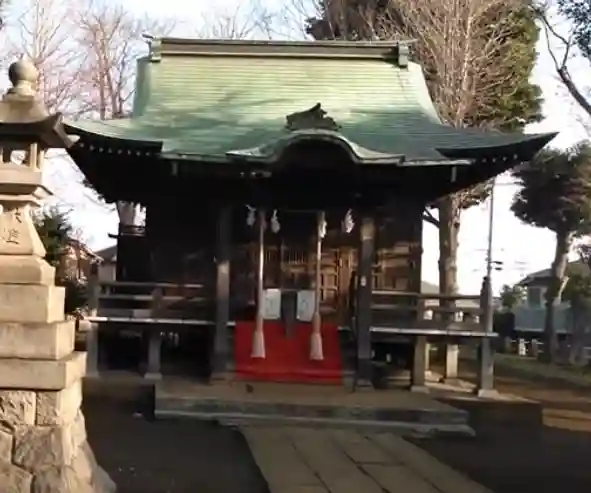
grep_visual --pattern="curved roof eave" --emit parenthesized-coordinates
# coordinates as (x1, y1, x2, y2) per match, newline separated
(224, 129, 406, 165)
(64, 119, 163, 148)
(436, 132, 558, 160)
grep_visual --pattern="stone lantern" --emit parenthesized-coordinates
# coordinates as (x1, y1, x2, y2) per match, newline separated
(0, 59, 115, 492)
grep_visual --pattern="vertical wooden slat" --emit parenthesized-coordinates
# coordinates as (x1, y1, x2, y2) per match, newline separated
(252, 209, 266, 358)
(212, 205, 231, 378)
(355, 215, 374, 388)
(145, 287, 163, 380)
(310, 211, 324, 360)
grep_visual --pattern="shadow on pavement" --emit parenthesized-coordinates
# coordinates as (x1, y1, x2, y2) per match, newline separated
(82, 383, 269, 493)
(410, 364, 591, 493)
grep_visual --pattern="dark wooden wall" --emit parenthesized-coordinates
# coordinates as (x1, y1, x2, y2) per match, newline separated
(123, 200, 423, 323)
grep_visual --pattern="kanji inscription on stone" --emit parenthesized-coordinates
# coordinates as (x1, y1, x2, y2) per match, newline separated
(3, 227, 19, 244)
(0, 208, 23, 244)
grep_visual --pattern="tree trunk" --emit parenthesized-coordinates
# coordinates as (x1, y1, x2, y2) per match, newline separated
(438, 195, 460, 297)
(436, 196, 460, 367)
(542, 231, 574, 363)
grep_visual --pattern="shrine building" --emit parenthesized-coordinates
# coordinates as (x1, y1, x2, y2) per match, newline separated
(53, 38, 554, 389)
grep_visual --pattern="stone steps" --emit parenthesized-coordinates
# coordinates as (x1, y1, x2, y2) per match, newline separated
(154, 386, 473, 437)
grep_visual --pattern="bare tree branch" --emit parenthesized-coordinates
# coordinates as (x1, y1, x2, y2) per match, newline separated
(197, 1, 278, 40)
(536, 4, 591, 117)
(422, 209, 440, 227)
(74, 0, 175, 119)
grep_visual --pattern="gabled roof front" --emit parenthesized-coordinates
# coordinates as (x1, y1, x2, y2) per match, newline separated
(66, 38, 555, 165)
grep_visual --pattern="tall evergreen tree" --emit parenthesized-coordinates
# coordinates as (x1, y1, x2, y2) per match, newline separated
(512, 143, 591, 361)
(34, 208, 74, 270)
(34, 208, 88, 314)
(306, 0, 543, 298)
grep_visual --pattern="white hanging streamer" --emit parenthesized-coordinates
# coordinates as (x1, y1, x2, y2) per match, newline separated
(270, 210, 280, 233)
(342, 209, 354, 234)
(319, 214, 327, 239)
(246, 205, 255, 227)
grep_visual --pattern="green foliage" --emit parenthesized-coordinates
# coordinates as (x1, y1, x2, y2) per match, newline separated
(499, 284, 525, 309)
(565, 243, 591, 304)
(470, 5, 543, 131)
(512, 143, 591, 236)
(33, 207, 74, 269)
(33, 208, 88, 314)
(557, 0, 591, 60)
(61, 278, 89, 315)
(562, 270, 591, 304)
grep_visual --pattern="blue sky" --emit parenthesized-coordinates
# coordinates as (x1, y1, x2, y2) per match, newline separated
(5, 0, 589, 294)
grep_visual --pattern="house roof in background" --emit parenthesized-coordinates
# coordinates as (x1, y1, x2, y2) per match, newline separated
(517, 260, 590, 286)
(94, 245, 117, 263)
(66, 239, 101, 261)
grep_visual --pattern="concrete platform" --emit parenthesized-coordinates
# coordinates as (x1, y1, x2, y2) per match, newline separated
(155, 380, 473, 436)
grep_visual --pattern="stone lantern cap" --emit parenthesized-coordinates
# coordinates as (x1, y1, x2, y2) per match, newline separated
(0, 58, 77, 148)
(0, 59, 78, 199)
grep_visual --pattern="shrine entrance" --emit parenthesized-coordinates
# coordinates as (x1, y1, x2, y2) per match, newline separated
(254, 244, 353, 325)
(231, 208, 360, 383)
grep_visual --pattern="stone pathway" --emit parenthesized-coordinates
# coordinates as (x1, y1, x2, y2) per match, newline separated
(241, 426, 492, 493)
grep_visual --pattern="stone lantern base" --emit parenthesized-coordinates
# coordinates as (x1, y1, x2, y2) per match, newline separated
(0, 283, 116, 492)
(0, 186, 116, 493)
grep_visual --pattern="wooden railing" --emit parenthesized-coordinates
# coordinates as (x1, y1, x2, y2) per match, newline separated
(87, 280, 216, 325)
(369, 290, 485, 333)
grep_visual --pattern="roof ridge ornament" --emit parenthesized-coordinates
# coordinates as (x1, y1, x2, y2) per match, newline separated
(398, 42, 410, 67)
(144, 34, 162, 62)
(285, 103, 340, 132)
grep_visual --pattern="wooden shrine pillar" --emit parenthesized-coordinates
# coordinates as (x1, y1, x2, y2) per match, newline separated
(355, 215, 374, 388)
(212, 205, 232, 379)
(145, 287, 163, 380)
(410, 298, 429, 392)
(251, 209, 266, 358)
(476, 276, 496, 397)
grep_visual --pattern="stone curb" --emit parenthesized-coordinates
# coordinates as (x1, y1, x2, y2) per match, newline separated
(155, 409, 475, 437)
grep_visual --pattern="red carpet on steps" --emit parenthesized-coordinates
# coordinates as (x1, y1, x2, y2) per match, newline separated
(234, 321, 343, 384)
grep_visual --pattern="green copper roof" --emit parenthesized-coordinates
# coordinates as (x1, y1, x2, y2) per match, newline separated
(66, 39, 555, 163)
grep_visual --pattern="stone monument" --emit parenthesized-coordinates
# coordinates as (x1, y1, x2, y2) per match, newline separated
(0, 60, 115, 492)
